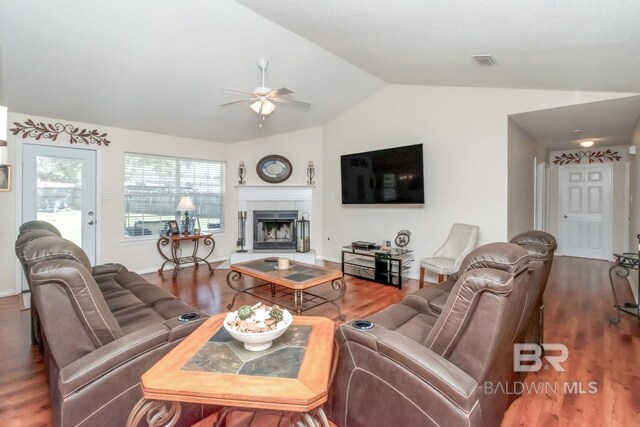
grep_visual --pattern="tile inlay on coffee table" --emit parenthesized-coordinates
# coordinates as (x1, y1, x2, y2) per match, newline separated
(182, 325, 312, 378)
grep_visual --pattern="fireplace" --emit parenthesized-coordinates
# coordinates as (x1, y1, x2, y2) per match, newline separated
(253, 210, 297, 250)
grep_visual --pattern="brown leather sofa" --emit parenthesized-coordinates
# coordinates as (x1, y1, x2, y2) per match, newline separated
(19, 228, 210, 427)
(329, 242, 531, 427)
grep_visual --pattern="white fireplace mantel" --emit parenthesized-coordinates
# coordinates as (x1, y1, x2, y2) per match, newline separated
(236, 185, 314, 202)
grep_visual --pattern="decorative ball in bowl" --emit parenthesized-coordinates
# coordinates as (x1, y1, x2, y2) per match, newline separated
(223, 303, 293, 352)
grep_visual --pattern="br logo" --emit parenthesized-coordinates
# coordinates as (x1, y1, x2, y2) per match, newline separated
(513, 343, 568, 372)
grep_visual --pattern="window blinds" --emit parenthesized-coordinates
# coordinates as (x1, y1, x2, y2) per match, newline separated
(124, 153, 225, 237)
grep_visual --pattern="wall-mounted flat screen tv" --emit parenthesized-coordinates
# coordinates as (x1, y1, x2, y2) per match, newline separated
(341, 143, 424, 204)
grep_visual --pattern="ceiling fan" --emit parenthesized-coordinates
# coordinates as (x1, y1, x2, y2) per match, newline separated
(221, 58, 311, 125)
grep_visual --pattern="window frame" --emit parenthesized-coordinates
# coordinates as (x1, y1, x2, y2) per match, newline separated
(123, 152, 226, 239)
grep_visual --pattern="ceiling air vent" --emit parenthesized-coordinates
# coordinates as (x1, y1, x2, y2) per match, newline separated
(472, 55, 497, 66)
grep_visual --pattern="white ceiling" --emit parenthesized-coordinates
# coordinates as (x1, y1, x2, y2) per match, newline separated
(0, 0, 383, 143)
(510, 95, 640, 150)
(237, 0, 640, 92)
(1, 0, 639, 143)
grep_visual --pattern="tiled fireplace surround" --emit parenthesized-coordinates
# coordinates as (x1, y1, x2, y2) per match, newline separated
(229, 185, 316, 265)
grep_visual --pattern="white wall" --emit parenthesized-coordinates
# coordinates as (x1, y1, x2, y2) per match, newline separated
(507, 119, 548, 238)
(226, 127, 324, 257)
(322, 84, 633, 280)
(548, 145, 628, 255)
(2, 112, 230, 296)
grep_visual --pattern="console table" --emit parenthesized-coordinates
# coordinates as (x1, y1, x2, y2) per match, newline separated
(609, 234, 640, 323)
(157, 233, 215, 279)
(341, 246, 414, 289)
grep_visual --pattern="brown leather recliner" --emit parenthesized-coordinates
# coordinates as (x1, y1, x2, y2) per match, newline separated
(23, 234, 210, 427)
(403, 230, 556, 341)
(15, 221, 63, 346)
(329, 243, 531, 427)
(508, 231, 557, 346)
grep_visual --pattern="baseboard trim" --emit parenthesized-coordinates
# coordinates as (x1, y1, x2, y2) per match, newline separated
(135, 256, 229, 275)
(0, 289, 18, 298)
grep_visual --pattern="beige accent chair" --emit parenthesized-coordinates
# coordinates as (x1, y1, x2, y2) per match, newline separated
(419, 223, 479, 287)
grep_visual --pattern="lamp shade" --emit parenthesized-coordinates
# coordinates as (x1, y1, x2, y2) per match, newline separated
(177, 195, 195, 212)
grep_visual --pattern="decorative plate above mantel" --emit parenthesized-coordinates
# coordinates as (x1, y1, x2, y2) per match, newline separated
(256, 155, 292, 184)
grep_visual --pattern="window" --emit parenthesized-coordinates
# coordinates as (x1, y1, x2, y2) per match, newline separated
(124, 153, 225, 238)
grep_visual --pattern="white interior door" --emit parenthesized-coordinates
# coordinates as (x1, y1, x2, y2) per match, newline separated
(559, 163, 612, 259)
(22, 145, 97, 289)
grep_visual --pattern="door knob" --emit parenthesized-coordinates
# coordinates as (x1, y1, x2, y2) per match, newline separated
(563, 215, 568, 219)
(88, 220, 95, 225)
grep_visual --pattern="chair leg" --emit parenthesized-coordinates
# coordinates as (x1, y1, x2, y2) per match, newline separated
(419, 267, 425, 289)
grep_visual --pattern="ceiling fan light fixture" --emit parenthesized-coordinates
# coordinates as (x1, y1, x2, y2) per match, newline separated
(250, 98, 275, 115)
(580, 140, 595, 148)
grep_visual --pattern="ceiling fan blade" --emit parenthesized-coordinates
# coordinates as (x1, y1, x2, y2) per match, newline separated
(271, 98, 311, 111)
(222, 88, 257, 96)
(220, 99, 255, 107)
(268, 87, 294, 97)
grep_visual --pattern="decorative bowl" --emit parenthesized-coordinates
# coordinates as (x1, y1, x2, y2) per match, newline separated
(223, 306, 293, 352)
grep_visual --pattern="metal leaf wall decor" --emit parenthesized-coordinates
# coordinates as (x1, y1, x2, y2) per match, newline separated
(10, 119, 110, 146)
(553, 149, 621, 165)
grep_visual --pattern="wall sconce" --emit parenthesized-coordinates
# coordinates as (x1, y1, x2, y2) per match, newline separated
(306, 160, 315, 185)
(238, 160, 247, 185)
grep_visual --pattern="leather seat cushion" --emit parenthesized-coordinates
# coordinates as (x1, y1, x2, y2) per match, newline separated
(429, 293, 448, 314)
(369, 304, 437, 344)
(403, 284, 454, 315)
(115, 299, 198, 334)
(419, 257, 457, 274)
(96, 272, 175, 307)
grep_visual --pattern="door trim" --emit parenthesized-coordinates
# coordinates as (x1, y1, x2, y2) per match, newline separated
(15, 141, 102, 295)
(558, 162, 613, 260)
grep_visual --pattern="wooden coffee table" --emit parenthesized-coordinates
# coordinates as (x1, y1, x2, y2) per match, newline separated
(126, 313, 335, 427)
(226, 259, 346, 320)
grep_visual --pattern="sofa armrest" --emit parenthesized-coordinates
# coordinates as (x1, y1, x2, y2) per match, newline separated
(58, 323, 170, 397)
(377, 331, 479, 413)
(92, 263, 128, 276)
(59, 311, 208, 397)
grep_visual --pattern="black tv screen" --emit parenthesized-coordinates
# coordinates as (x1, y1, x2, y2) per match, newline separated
(341, 144, 424, 204)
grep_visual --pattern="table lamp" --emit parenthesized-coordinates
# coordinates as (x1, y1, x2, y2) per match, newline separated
(177, 195, 196, 235)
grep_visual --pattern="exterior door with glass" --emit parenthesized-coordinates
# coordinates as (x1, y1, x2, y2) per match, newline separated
(22, 145, 97, 288)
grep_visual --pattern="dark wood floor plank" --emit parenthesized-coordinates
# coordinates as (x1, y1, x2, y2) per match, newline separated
(0, 257, 638, 426)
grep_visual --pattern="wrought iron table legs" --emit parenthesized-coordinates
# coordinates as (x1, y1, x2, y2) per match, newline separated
(226, 272, 346, 320)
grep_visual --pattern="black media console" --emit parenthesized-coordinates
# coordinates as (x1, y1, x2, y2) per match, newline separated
(341, 245, 414, 289)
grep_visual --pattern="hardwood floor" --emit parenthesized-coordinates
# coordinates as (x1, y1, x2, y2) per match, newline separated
(0, 257, 638, 426)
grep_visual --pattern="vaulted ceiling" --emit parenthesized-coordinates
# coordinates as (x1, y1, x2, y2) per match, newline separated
(0, 0, 639, 143)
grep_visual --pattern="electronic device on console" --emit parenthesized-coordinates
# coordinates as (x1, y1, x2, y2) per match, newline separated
(351, 241, 380, 250)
